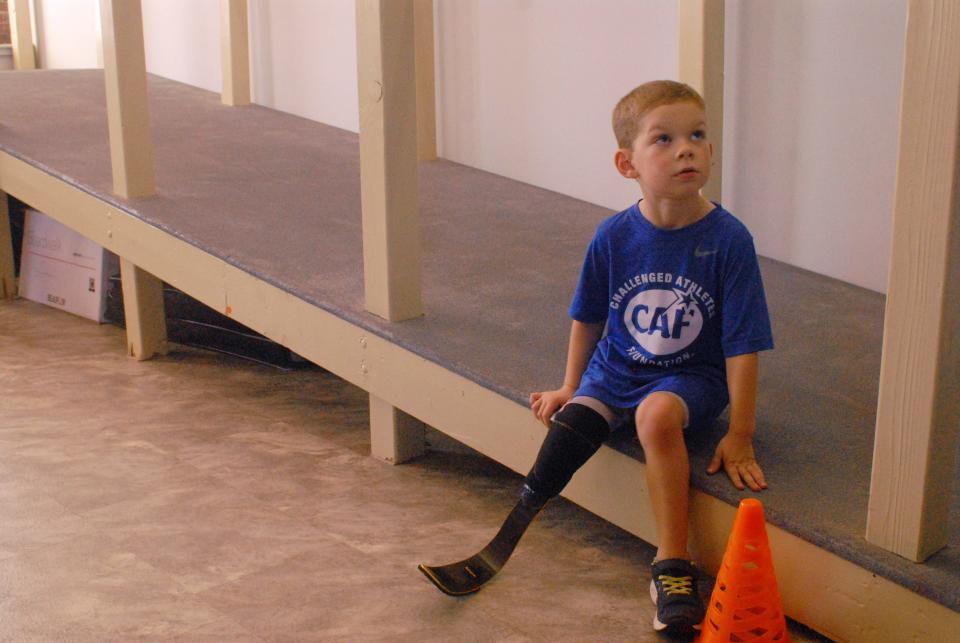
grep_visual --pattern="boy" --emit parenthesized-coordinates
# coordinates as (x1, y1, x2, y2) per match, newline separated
(529, 80, 773, 632)
(418, 80, 772, 635)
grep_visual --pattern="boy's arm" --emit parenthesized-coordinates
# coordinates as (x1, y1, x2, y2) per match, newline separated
(561, 319, 605, 391)
(707, 352, 768, 491)
(530, 319, 604, 426)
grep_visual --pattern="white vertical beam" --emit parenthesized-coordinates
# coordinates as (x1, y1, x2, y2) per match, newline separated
(220, 0, 251, 107)
(100, 0, 156, 200)
(369, 393, 426, 464)
(357, 0, 425, 463)
(356, 0, 423, 322)
(119, 257, 168, 360)
(0, 193, 16, 299)
(10, 0, 37, 70)
(414, 0, 437, 160)
(100, 0, 166, 359)
(678, 0, 724, 202)
(867, 0, 960, 562)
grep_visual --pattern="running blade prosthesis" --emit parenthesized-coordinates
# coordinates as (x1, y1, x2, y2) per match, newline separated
(418, 493, 545, 596)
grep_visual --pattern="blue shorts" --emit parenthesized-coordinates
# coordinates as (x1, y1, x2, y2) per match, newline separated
(575, 371, 729, 432)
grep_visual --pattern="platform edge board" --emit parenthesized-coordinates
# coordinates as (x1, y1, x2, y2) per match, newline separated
(1, 152, 958, 638)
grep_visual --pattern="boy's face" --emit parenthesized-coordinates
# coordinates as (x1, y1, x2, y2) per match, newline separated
(615, 100, 712, 200)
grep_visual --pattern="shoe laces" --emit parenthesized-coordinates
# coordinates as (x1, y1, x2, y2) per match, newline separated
(657, 573, 694, 596)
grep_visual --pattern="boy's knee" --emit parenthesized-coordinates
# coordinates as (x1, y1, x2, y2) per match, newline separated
(635, 392, 686, 447)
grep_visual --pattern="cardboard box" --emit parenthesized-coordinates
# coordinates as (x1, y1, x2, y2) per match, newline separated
(19, 209, 117, 322)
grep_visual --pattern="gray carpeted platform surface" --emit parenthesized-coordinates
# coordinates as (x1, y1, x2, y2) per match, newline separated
(1, 70, 957, 611)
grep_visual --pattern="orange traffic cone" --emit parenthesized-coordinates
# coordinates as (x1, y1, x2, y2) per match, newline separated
(697, 498, 790, 642)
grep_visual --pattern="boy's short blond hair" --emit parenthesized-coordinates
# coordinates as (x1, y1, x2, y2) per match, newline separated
(612, 80, 705, 149)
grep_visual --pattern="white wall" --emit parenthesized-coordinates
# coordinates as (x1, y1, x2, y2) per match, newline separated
(139, 0, 359, 133)
(27, 0, 909, 292)
(33, 0, 100, 69)
(247, 0, 358, 133)
(436, 0, 675, 211)
(142, 0, 221, 94)
(723, 0, 906, 293)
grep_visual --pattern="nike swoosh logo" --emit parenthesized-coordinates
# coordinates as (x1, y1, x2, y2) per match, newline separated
(694, 246, 717, 258)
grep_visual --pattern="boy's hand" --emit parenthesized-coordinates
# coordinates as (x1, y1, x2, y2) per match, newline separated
(707, 431, 768, 491)
(529, 385, 576, 427)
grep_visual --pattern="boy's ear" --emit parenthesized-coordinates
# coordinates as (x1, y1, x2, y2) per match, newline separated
(615, 149, 638, 179)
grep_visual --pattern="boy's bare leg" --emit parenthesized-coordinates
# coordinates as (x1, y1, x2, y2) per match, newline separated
(635, 392, 690, 560)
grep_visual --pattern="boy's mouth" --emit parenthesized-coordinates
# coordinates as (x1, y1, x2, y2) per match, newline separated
(675, 167, 699, 176)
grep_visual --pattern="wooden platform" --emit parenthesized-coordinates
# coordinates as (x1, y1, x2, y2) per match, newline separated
(1, 70, 957, 640)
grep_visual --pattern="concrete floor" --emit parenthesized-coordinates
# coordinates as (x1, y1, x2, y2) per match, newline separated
(0, 299, 829, 642)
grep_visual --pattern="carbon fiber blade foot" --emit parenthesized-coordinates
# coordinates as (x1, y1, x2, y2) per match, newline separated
(418, 487, 548, 596)
(417, 555, 497, 596)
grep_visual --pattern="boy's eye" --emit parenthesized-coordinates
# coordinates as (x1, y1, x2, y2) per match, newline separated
(655, 134, 671, 144)
(692, 129, 706, 140)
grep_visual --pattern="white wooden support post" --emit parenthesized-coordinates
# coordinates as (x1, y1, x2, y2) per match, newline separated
(678, 0, 724, 202)
(119, 257, 168, 360)
(414, 0, 437, 160)
(866, 0, 960, 562)
(356, 0, 423, 323)
(369, 394, 426, 464)
(0, 193, 16, 299)
(101, 0, 156, 200)
(357, 0, 426, 462)
(10, 0, 37, 70)
(220, 0, 251, 107)
(101, 0, 167, 360)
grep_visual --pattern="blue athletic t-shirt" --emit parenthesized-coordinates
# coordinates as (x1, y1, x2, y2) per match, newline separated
(569, 201, 774, 409)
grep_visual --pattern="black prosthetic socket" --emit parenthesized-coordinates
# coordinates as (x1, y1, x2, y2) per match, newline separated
(523, 403, 611, 500)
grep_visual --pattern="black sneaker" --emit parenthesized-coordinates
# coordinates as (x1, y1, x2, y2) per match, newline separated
(649, 558, 705, 633)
